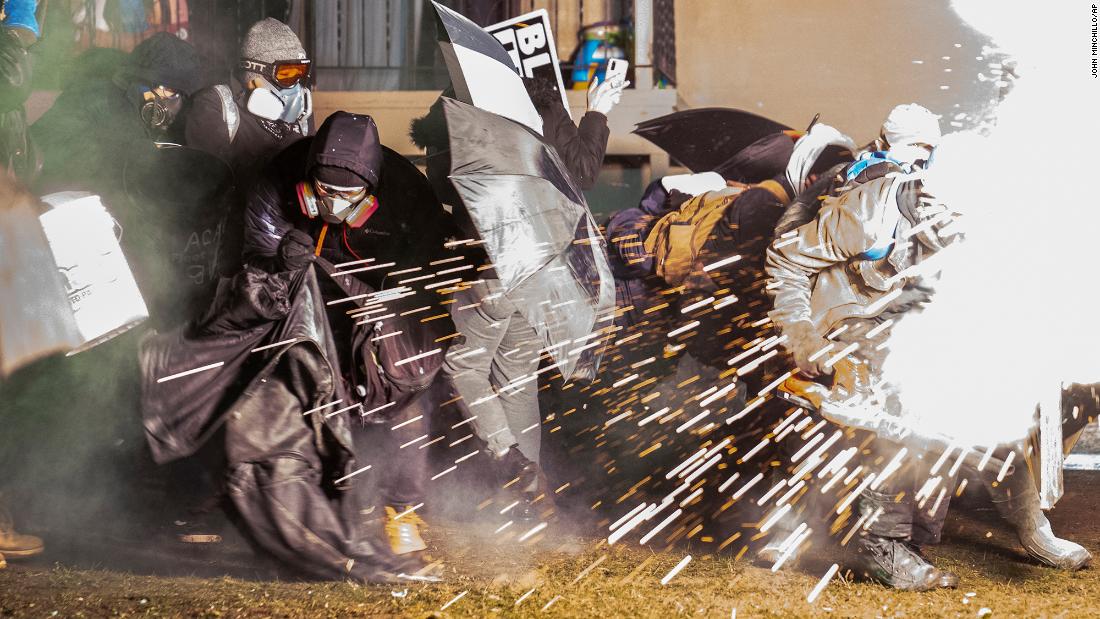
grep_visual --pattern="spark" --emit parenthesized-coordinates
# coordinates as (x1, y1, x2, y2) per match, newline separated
(420, 435, 446, 450)
(362, 401, 396, 418)
(740, 438, 771, 463)
(391, 414, 423, 430)
(807, 563, 840, 604)
(302, 399, 344, 416)
(996, 449, 1016, 482)
(640, 509, 682, 544)
(391, 503, 425, 520)
(731, 472, 764, 500)
(250, 337, 301, 353)
(393, 348, 441, 367)
(514, 586, 537, 606)
(609, 503, 649, 531)
(494, 520, 513, 533)
(667, 321, 700, 338)
(324, 403, 362, 419)
(676, 410, 711, 433)
(454, 449, 480, 464)
(518, 522, 548, 542)
(660, 555, 692, 585)
(681, 297, 715, 313)
(333, 464, 372, 484)
(638, 407, 667, 426)
(703, 254, 742, 271)
(331, 261, 396, 277)
(440, 591, 467, 611)
(570, 554, 608, 585)
(541, 595, 562, 611)
(431, 465, 457, 480)
(156, 361, 224, 383)
(772, 524, 811, 571)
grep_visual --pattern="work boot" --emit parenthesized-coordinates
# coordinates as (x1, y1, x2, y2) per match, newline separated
(384, 505, 428, 555)
(908, 543, 959, 588)
(849, 534, 943, 591)
(0, 505, 44, 559)
(495, 445, 540, 494)
(991, 472, 1091, 570)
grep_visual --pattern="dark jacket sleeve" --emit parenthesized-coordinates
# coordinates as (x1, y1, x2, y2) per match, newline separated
(184, 87, 233, 164)
(538, 101, 609, 190)
(243, 176, 294, 269)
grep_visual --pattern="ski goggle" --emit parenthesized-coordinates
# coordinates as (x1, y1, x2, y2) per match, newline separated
(314, 180, 368, 204)
(239, 57, 312, 89)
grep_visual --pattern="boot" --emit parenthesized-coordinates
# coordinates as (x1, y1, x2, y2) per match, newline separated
(384, 506, 428, 555)
(0, 504, 44, 559)
(991, 471, 1091, 570)
(849, 534, 943, 591)
(495, 445, 540, 494)
(907, 543, 959, 589)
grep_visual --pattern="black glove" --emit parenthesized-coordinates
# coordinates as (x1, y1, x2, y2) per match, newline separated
(277, 228, 315, 271)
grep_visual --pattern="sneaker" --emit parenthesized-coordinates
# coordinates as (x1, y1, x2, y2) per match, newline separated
(384, 506, 428, 555)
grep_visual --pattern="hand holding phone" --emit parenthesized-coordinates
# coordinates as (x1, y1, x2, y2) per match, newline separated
(605, 58, 629, 89)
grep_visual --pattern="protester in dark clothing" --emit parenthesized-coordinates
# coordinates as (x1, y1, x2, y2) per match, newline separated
(243, 111, 453, 566)
(185, 17, 312, 190)
(32, 32, 205, 197)
(185, 17, 313, 279)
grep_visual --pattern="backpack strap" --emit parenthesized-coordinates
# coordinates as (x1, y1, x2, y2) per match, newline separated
(213, 85, 240, 144)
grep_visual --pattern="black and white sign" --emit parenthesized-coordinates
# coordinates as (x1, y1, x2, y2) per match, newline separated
(485, 9, 572, 119)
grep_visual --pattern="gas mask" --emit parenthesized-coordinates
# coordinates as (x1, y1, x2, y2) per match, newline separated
(241, 57, 312, 133)
(138, 86, 184, 134)
(297, 179, 378, 227)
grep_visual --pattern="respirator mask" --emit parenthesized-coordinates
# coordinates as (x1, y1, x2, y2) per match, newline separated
(241, 57, 312, 132)
(138, 85, 184, 133)
(297, 178, 378, 227)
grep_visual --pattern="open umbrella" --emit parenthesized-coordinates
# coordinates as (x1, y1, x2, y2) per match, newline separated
(432, 1, 542, 134)
(633, 108, 798, 181)
(443, 97, 615, 380)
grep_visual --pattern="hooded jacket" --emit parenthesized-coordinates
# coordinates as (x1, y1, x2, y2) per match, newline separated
(185, 77, 311, 193)
(243, 112, 451, 286)
(32, 34, 205, 195)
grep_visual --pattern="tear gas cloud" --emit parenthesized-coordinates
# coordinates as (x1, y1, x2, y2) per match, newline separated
(883, 1, 1100, 446)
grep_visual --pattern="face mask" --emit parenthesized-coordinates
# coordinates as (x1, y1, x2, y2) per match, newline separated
(138, 87, 184, 133)
(296, 180, 379, 227)
(246, 81, 312, 130)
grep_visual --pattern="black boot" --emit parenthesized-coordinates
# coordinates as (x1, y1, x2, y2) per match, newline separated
(495, 444, 540, 494)
(988, 467, 1091, 570)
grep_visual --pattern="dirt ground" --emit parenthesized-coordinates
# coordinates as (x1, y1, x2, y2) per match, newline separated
(1, 471, 1098, 618)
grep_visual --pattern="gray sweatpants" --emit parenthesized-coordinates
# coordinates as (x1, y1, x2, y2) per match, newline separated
(443, 279, 544, 462)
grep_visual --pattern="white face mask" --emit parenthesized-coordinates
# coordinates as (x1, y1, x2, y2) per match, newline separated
(245, 82, 312, 131)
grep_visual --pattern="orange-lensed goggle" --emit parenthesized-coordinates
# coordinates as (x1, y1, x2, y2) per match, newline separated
(240, 58, 312, 89)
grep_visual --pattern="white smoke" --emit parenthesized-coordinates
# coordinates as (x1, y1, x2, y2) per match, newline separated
(883, 1, 1100, 446)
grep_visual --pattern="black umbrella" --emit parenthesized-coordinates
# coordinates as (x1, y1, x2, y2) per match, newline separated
(442, 97, 615, 380)
(633, 108, 798, 182)
(432, 1, 542, 133)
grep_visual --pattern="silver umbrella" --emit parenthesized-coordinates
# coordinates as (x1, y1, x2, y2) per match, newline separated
(443, 97, 615, 381)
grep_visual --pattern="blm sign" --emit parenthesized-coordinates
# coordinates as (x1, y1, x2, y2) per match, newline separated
(485, 9, 572, 119)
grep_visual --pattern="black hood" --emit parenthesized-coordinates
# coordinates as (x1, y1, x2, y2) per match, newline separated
(119, 32, 204, 96)
(308, 111, 382, 189)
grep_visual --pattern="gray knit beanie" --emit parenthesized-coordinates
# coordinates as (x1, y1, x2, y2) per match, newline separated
(240, 18, 306, 84)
